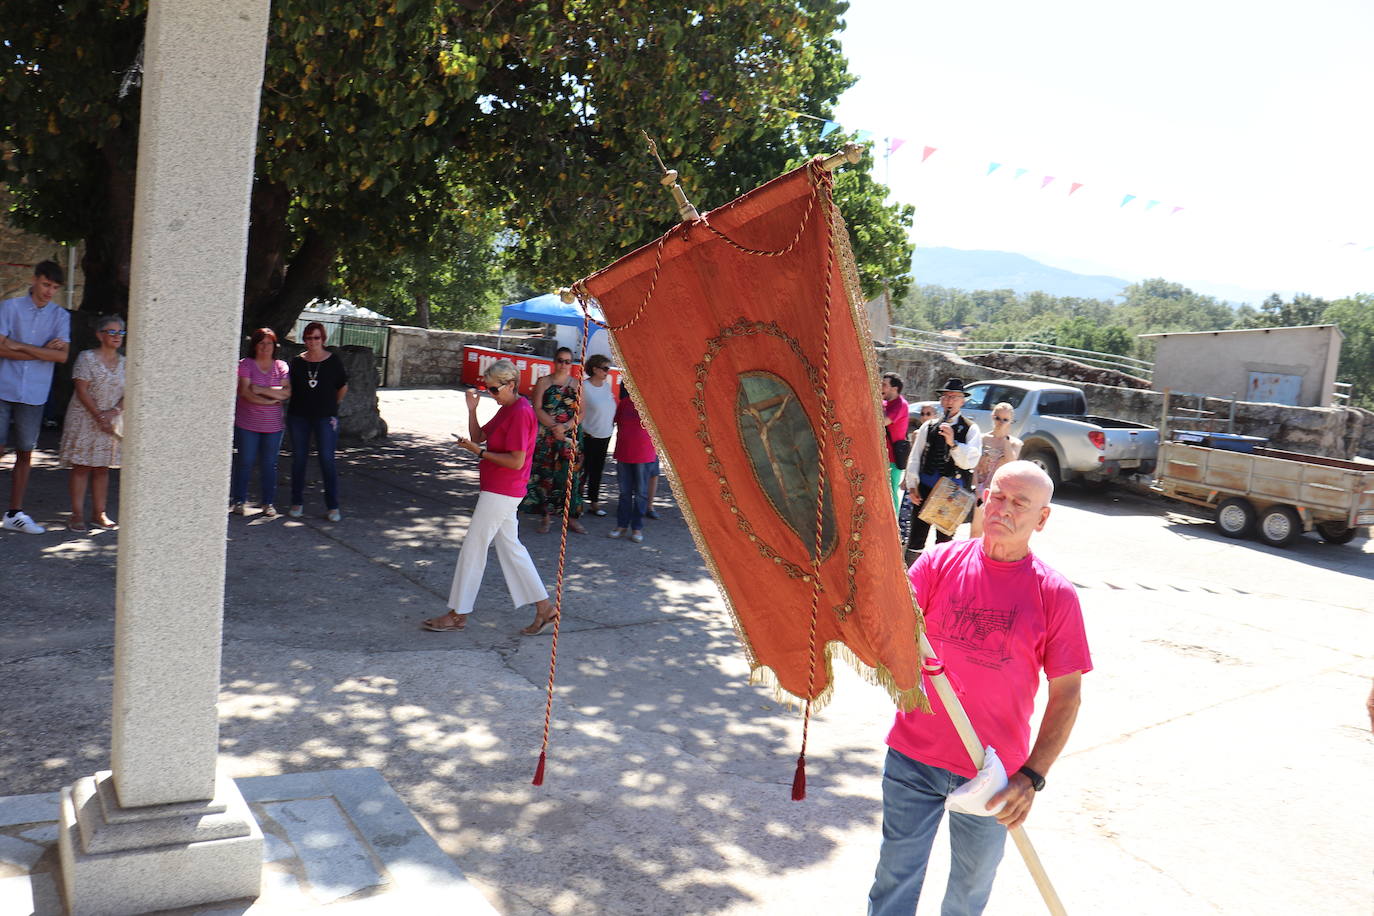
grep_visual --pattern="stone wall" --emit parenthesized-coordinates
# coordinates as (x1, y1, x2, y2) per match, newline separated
(879, 346, 1374, 460)
(1, 183, 83, 303)
(385, 325, 559, 387)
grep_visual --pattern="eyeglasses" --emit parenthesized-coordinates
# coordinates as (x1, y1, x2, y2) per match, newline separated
(101, 329, 127, 336)
(555, 358, 573, 364)
(486, 381, 510, 393)
(304, 334, 325, 341)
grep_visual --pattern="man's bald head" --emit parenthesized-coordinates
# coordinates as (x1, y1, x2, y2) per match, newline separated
(980, 460, 1054, 561)
(991, 460, 1053, 506)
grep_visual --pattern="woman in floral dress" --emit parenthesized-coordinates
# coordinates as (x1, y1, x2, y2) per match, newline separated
(521, 347, 586, 534)
(60, 315, 127, 532)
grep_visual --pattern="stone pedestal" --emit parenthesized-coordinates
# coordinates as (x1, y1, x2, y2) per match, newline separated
(58, 773, 262, 916)
(56, 0, 272, 912)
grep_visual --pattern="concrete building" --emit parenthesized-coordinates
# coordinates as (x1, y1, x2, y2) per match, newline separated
(1141, 324, 1344, 407)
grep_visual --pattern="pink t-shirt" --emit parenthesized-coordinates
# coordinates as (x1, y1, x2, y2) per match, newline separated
(613, 396, 657, 463)
(480, 397, 538, 497)
(235, 358, 289, 433)
(884, 395, 909, 464)
(887, 538, 1092, 777)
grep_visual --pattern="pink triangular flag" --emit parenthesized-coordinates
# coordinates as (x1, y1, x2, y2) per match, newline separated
(1069, 182, 1084, 196)
(1041, 176, 1056, 189)
(921, 145, 937, 163)
(1170, 206, 1184, 215)
(890, 138, 906, 154)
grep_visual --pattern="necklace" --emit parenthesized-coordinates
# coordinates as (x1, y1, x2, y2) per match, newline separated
(306, 361, 320, 389)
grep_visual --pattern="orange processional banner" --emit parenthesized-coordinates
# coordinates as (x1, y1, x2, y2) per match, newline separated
(579, 162, 927, 713)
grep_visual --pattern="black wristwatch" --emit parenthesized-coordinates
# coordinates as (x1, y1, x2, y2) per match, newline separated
(1018, 765, 1046, 792)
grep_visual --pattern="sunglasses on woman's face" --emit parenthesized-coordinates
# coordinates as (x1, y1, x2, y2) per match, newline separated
(102, 329, 127, 337)
(304, 334, 324, 341)
(555, 358, 573, 364)
(486, 381, 510, 394)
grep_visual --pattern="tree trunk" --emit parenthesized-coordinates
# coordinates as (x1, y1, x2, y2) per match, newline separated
(414, 292, 431, 328)
(243, 226, 336, 337)
(241, 179, 292, 326)
(78, 137, 138, 316)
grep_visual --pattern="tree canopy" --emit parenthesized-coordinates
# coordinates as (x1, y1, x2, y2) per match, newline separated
(2, 0, 912, 333)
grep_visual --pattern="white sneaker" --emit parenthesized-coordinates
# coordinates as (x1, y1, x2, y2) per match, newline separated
(288, 505, 304, 519)
(629, 530, 644, 543)
(3, 511, 46, 534)
(326, 509, 342, 522)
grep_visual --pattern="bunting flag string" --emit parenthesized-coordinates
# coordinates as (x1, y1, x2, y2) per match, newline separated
(753, 104, 1374, 250)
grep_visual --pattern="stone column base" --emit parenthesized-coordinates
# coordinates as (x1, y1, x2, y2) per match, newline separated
(58, 771, 262, 916)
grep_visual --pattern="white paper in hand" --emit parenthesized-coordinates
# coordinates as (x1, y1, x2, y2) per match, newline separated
(945, 746, 1008, 817)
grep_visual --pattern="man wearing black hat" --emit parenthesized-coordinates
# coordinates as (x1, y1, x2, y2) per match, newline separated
(901, 378, 982, 564)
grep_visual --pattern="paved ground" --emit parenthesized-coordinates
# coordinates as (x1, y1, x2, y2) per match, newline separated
(1, 387, 1371, 914)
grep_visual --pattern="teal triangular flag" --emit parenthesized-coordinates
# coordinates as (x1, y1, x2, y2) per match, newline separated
(1014, 168, 1028, 180)
(987, 162, 1002, 176)
(1121, 194, 1136, 207)
(820, 121, 838, 138)
(855, 129, 873, 142)
(1146, 200, 1160, 210)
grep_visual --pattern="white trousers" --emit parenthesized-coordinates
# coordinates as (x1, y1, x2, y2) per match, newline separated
(448, 491, 549, 614)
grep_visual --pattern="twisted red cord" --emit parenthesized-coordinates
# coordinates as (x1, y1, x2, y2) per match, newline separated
(794, 163, 837, 801)
(532, 310, 592, 786)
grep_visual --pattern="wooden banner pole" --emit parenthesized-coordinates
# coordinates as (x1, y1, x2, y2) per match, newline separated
(919, 633, 1068, 916)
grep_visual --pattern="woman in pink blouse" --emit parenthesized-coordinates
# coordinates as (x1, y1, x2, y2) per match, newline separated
(423, 359, 557, 636)
(230, 327, 291, 517)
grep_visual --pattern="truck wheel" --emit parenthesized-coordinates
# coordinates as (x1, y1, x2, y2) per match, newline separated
(1256, 505, 1302, 547)
(1316, 522, 1358, 544)
(1215, 497, 1256, 538)
(1023, 448, 1061, 486)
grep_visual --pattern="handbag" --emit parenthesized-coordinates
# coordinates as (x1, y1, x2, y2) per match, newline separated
(890, 436, 912, 468)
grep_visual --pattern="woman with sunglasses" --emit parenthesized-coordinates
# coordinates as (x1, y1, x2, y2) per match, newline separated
(423, 359, 557, 635)
(969, 401, 1023, 537)
(286, 321, 349, 521)
(521, 346, 586, 534)
(59, 315, 126, 531)
(579, 353, 615, 517)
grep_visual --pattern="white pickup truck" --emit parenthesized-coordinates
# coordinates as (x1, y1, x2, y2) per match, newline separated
(957, 380, 1160, 484)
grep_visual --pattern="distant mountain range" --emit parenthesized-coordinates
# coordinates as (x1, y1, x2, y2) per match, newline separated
(910, 247, 1132, 301)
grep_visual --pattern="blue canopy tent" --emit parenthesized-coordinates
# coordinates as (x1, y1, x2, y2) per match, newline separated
(497, 293, 606, 355)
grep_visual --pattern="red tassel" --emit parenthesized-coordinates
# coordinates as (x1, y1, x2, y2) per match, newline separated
(791, 754, 807, 801)
(532, 751, 546, 786)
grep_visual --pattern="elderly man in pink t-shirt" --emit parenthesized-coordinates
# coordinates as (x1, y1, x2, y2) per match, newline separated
(869, 460, 1092, 916)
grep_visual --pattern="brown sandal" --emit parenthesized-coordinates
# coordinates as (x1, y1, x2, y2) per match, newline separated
(521, 610, 559, 636)
(422, 610, 467, 632)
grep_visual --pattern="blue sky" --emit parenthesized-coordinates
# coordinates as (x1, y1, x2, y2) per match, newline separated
(831, 0, 1374, 302)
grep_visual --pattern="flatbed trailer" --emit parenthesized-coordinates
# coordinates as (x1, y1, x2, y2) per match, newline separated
(1154, 441, 1374, 547)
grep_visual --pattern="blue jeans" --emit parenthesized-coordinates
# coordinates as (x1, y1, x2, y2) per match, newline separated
(288, 415, 340, 510)
(231, 427, 284, 506)
(869, 748, 1007, 916)
(616, 462, 651, 530)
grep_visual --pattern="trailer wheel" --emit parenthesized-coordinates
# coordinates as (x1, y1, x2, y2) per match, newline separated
(1215, 497, 1256, 539)
(1256, 505, 1302, 547)
(1316, 522, 1358, 545)
(1023, 448, 1061, 486)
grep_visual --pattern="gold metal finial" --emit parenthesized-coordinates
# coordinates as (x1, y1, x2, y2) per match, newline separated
(558, 287, 576, 304)
(820, 142, 863, 172)
(641, 130, 700, 223)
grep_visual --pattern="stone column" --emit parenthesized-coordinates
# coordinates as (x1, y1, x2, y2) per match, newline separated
(58, 1, 271, 913)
